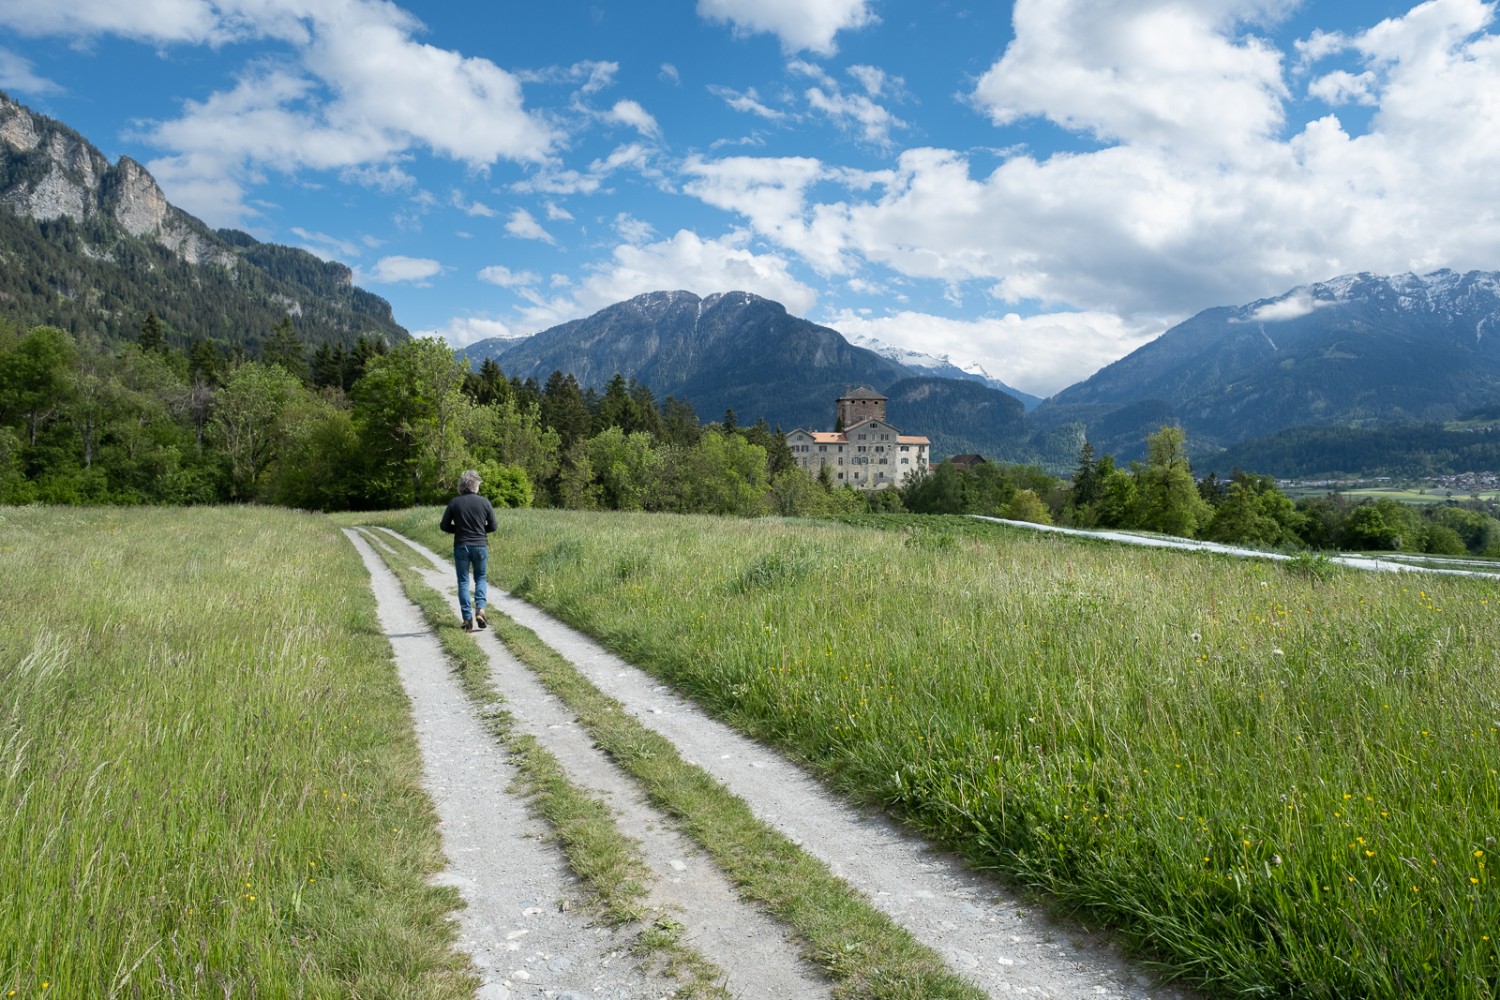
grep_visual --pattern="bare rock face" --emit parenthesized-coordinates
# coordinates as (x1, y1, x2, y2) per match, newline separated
(1, 92, 237, 271)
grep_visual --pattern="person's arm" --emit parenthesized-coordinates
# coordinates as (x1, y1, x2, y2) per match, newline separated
(485, 499, 497, 534)
(440, 500, 457, 534)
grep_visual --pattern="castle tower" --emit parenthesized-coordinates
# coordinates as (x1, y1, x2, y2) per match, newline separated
(836, 386, 887, 429)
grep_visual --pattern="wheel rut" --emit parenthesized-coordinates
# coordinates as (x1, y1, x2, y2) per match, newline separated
(353, 526, 1196, 1000)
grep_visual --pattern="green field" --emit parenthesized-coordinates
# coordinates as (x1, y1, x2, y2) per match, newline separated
(0, 506, 472, 998)
(6, 505, 1499, 998)
(370, 507, 1500, 1000)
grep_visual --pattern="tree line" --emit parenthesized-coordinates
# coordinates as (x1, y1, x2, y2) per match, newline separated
(5, 314, 1500, 557)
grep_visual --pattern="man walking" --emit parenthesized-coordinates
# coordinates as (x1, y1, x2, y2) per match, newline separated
(440, 469, 497, 631)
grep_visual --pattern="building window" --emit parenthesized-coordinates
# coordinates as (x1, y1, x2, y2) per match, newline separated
(900, 445, 909, 452)
(818, 444, 826, 452)
(880, 458, 888, 465)
(875, 446, 884, 453)
(838, 473, 844, 480)
(901, 458, 909, 464)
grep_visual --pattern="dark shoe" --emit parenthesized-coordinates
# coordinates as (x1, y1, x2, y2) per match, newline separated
(462, 617, 474, 632)
(475, 611, 488, 630)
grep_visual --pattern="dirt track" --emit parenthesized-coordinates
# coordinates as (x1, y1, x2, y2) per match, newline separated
(348, 526, 1193, 1000)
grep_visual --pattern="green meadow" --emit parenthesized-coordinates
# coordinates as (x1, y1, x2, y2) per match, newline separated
(0, 506, 472, 998)
(372, 507, 1500, 1000)
(5, 504, 1498, 999)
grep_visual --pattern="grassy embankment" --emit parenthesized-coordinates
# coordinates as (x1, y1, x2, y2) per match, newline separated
(379, 507, 1498, 1000)
(0, 507, 472, 998)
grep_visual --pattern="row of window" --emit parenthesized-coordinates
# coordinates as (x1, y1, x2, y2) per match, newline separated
(791, 444, 919, 453)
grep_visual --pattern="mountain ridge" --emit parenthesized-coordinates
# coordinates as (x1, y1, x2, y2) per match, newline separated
(461, 289, 1030, 460)
(0, 90, 407, 351)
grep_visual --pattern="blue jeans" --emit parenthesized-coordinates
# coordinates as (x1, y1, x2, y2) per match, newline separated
(454, 544, 488, 621)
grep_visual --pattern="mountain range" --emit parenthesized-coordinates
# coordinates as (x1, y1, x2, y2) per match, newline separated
(461, 290, 1032, 460)
(1032, 268, 1500, 462)
(0, 91, 406, 353)
(6, 91, 1500, 477)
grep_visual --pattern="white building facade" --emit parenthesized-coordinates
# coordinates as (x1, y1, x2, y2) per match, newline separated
(786, 387, 930, 490)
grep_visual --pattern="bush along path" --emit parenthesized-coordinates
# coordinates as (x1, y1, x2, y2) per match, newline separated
(353, 525, 1195, 1000)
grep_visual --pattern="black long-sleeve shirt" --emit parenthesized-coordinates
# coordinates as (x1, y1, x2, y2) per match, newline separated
(440, 492, 497, 547)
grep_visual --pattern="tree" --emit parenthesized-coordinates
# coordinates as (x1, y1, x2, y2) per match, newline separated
(594, 372, 635, 433)
(655, 430, 768, 515)
(351, 338, 472, 506)
(263, 317, 307, 383)
(1203, 474, 1303, 547)
(138, 311, 166, 353)
(0, 325, 76, 450)
(475, 460, 533, 509)
(661, 396, 701, 446)
(586, 426, 660, 511)
(464, 397, 560, 500)
(211, 361, 302, 501)
(540, 370, 592, 447)
(1132, 426, 1210, 537)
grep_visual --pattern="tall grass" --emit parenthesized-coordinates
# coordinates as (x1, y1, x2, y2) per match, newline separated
(0, 506, 473, 998)
(375, 507, 1499, 999)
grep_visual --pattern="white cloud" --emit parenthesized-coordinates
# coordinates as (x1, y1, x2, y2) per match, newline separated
(822, 308, 1161, 397)
(478, 264, 540, 287)
(0, 48, 61, 93)
(511, 229, 818, 331)
(1241, 292, 1331, 322)
(614, 213, 656, 244)
(544, 201, 574, 221)
(681, 0, 1500, 343)
(342, 163, 417, 192)
(506, 207, 558, 245)
(426, 316, 522, 348)
(681, 155, 852, 274)
(0, 0, 236, 44)
(973, 0, 1291, 160)
(660, 63, 680, 86)
(291, 226, 363, 259)
(48, 0, 560, 225)
(1306, 69, 1378, 105)
(697, 0, 877, 55)
(607, 99, 661, 138)
(451, 190, 497, 217)
(368, 255, 442, 284)
(804, 85, 905, 147)
(709, 84, 786, 120)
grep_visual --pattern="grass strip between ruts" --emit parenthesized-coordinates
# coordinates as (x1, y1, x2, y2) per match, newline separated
(355, 528, 731, 998)
(364, 526, 988, 1000)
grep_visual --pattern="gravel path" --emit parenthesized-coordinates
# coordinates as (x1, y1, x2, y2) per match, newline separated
(361, 526, 1197, 1000)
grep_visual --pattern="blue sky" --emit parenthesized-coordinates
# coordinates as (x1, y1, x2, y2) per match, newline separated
(3, 0, 1499, 396)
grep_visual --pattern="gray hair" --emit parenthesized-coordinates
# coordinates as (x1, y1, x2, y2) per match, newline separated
(458, 469, 482, 494)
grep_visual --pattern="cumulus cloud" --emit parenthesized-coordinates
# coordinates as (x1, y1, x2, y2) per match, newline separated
(709, 84, 786, 120)
(422, 316, 522, 348)
(0, 48, 61, 93)
(506, 207, 558, 245)
(973, 0, 1290, 159)
(509, 229, 818, 332)
(451, 191, 497, 217)
(683, 0, 1500, 338)
(25, 0, 560, 226)
(606, 99, 661, 138)
(368, 255, 442, 284)
(291, 226, 363, 260)
(478, 264, 541, 287)
(822, 308, 1162, 397)
(0, 0, 236, 44)
(697, 0, 877, 55)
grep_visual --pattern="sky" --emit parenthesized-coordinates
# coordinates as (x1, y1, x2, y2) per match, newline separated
(2, 0, 1499, 397)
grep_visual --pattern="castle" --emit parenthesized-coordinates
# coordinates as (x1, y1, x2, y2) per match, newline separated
(785, 387, 930, 490)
